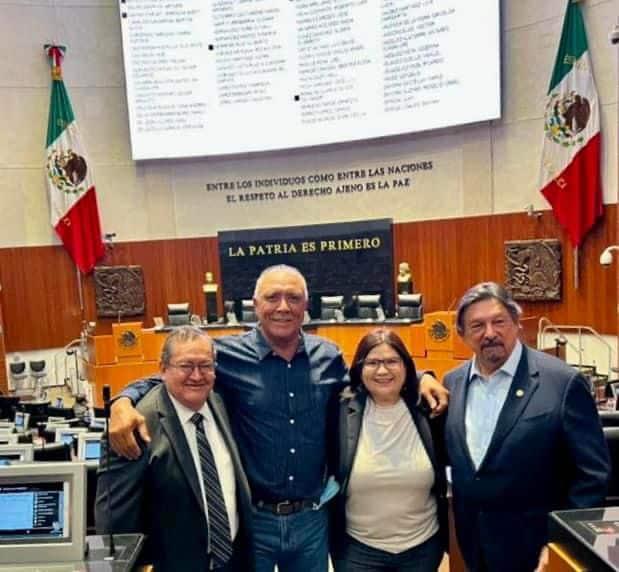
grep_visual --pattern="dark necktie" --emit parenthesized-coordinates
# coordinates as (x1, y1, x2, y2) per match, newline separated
(190, 412, 233, 567)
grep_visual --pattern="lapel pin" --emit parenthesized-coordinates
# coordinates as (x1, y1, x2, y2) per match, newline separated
(515, 389, 524, 397)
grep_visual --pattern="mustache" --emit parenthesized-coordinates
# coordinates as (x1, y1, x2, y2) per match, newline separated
(481, 340, 503, 349)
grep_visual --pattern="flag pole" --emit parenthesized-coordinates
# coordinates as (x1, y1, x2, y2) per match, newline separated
(76, 266, 85, 324)
(573, 246, 580, 289)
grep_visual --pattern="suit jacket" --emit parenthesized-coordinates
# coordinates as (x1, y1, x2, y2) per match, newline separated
(95, 385, 254, 572)
(330, 388, 448, 559)
(445, 346, 610, 572)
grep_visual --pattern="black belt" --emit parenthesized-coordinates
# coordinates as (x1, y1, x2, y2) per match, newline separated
(255, 499, 317, 515)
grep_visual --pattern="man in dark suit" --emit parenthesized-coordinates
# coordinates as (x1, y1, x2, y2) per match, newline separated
(444, 282, 610, 572)
(95, 326, 254, 571)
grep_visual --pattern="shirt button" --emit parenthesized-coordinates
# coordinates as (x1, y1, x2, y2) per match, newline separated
(288, 475, 294, 481)
(290, 448, 296, 454)
(289, 419, 295, 424)
(289, 392, 295, 398)
(287, 363, 292, 369)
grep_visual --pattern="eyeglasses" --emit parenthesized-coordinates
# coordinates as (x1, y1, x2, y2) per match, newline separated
(169, 362, 216, 375)
(362, 357, 403, 371)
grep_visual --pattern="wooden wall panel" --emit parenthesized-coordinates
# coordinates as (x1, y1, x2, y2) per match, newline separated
(0, 206, 616, 352)
(393, 206, 618, 335)
(82, 237, 223, 337)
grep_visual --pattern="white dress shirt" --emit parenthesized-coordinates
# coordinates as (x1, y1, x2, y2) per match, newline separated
(168, 393, 238, 542)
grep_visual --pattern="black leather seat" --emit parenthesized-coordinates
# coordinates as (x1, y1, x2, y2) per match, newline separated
(600, 411, 619, 427)
(603, 426, 619, 505)
(33, 442, 72, 462)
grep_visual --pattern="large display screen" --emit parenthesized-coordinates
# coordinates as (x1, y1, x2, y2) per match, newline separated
(119, 0, 501, 160)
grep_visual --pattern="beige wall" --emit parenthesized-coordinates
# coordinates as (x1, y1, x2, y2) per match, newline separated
(0, 0, 617, 245)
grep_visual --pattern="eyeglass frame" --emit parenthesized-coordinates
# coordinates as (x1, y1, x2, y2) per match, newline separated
(360, 357, 403, 371)
(168, 362, 217, 375)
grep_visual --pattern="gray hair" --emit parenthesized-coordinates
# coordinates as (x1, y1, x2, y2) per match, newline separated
(253, 264, 309, 301)
(455, 282, 522, 335)
(160, 326, 214, 365)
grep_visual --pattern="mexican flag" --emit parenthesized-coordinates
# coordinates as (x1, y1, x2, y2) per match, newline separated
(539, 1, 602, 248)
(45, 45, 105, 273)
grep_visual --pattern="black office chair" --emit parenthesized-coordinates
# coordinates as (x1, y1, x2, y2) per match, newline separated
(600, 411, 619, 427)
(0, 396, 20, 421)
(20, 401, 49, 428)
(39, 428, 58, 443)
(355, 294, 385, 321)
(603, 427, 619, 505)
(167, 302, 191, 326)
(224, 300, 239, 325)
(397, 293, 424, 321)
(17, 433, 33, 444)
(240, 299, 257, 323)
(46, 406, 75, 420)
(86, 465, 99, 534)
(33, 442, 72, 462)
(320, 295, 345, 321)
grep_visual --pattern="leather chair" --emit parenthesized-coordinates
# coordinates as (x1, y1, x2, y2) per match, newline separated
(603, 426, 619, 505)
(167, 302, 191, 326)
(397, 293, 424, 321)
(33, 442, 72, 462)
(240, 299, 257, 323)
(355, 294, 385, 321)
(320, 295, 345, 321)
(600, 411, 619, 427)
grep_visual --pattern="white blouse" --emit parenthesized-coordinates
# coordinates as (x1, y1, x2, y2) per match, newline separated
(346, 398, 439, 553)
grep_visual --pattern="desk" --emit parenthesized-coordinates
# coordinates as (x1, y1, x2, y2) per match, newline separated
(548, 507, 619, 571)
(0, 534, 144, 572)
(86, 312, 471, 406)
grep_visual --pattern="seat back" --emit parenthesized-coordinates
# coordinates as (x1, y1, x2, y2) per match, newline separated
(604, 426, 619, 505)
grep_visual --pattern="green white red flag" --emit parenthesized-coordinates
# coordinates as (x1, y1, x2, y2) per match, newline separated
(539, 0, 602, 248)
(45, 45, 104, 273)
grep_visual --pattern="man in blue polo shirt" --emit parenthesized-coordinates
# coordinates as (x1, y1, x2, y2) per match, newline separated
(109, 264, 448, 571)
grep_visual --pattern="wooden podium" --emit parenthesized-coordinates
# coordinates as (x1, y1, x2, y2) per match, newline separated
(414, 311, 472, 380)
(86, 323, 163, 407)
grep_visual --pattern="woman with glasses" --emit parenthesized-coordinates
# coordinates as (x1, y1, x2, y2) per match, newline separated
(331, 328, 447, 572)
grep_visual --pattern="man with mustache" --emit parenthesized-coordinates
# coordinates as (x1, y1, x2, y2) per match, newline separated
(444, 282, 610, 572)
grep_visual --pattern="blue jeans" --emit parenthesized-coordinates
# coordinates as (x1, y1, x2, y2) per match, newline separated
(253, 505, 329, 572)
(333, 532, 443, 572)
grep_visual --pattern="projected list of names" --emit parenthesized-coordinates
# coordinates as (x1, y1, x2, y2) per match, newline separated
(119, 0, 500, 159)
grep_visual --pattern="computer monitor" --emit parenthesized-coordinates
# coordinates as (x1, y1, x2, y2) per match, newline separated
(0, 462, 86, 564)
(13, 412, 30, 433)
(0, 444, 34, 463)
(76, 434, 102, 466)
(55, 428, 88, 448)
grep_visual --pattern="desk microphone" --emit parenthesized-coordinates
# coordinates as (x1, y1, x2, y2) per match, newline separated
(102, 385, 116, 558)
